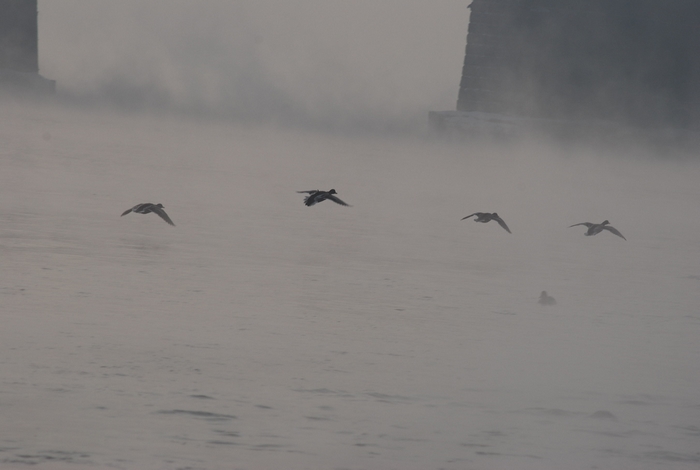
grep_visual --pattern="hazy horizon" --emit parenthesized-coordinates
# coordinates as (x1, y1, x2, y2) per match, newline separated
(37, 1, 468, 132)
(1, 2, 699, 469)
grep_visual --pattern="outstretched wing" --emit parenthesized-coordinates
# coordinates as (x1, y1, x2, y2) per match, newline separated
(328, 195, 351, 207)
(493, 215, 511, 233)
(152, 206, 175, 226)
(461, 213, 479, 221)
(602, 225, 626, 240)
(569, 222, 593, 228)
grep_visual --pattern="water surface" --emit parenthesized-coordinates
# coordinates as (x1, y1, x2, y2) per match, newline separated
(1, 104, 699, 469)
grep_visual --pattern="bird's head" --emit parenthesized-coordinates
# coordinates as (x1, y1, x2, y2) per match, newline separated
(329, 189, 337, 194)
(156, 204, 164, 208)
(601, 220, 610, 225)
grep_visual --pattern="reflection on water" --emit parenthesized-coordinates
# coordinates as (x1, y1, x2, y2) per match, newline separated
(1, 104, 700, 469)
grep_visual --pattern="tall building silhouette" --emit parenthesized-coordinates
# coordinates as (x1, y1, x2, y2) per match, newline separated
(0, 0, 54, 93)
(434, 0, 700, 134)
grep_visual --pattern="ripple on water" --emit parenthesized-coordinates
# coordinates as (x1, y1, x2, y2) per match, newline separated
(156, 409, 236, 422)
(2, 450, 92, 466)
(641, 450, 700, 463)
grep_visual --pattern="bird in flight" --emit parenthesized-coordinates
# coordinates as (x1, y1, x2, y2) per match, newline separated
(121, 203, 175, 226)
(297, 189, 351, 207)
(569, 220, 625, 240)
(461, 212, 511, 233)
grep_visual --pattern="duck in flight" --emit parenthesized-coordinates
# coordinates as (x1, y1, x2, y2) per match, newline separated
(297, 189, 351, 207)
(461, 212, 511, 233)
(569, 220, 625, 240)
(121, 203, 175, 226)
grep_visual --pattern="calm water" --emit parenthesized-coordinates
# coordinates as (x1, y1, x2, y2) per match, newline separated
(1, 103, 700, 469)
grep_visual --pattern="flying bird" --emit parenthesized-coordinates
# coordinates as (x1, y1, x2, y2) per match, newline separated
(297, 189, 351, 207)
(539, 291, 557, 306)
(461, 212, 511, 233)
(569, 220, 625, 240)
(121, 203, 175, 226)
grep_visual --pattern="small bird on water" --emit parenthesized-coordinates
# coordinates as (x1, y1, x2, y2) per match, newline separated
(121, 203, 175, 226)
(539, 291, 556, 305)
(461, 212, 511, 233)
(569, 220, 625, 240)
(297, 189, 351, 207)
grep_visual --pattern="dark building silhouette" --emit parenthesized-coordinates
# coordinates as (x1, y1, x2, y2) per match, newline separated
(437, 0, 700, 133)
(0, 0, 38, 72)
(0, 0, 54, 93)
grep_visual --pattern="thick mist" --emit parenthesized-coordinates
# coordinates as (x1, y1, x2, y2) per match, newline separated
(39, 1, 467, 130)
(1, 2, 699, 470)
(2, 101, 699, 469)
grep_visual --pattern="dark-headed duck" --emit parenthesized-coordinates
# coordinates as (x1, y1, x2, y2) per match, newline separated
(121, 203, 175, 226)
(461, 212, 511, 233)
(297, 189, 351, 207)
(539, 291, 556, 305)
(569, 220, 625, 240)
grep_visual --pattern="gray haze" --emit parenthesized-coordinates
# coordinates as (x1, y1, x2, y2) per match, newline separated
(38, 1, 467, 130)
(456, 0, 700, 129)
(1, 2, 700, 469)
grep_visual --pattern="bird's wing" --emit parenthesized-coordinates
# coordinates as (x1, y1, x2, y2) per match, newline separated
(328, 195, 351, 207)
(121, 207, 134, 216)
(602, 225, 626, 240)
(461, 213, 478, 220)
(493, 216, 511, 233)
(569, 222, 593, 228)
(152, 206, 175, 226)
(297, 190, 318, 194)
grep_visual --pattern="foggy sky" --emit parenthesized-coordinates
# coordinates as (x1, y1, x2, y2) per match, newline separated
(38, 1, 468, 129)
(2, 3, 699, 468)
